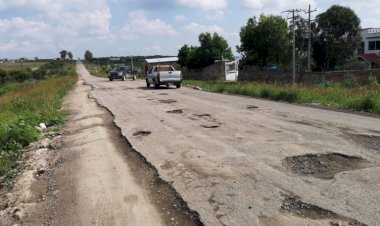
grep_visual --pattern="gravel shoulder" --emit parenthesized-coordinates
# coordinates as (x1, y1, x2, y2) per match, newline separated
(81, 63, 380, 226)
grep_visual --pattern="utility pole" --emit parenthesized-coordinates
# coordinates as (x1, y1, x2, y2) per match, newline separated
(305, 4, 317, 72)
(131, 56, 134, 71)
(283, 9, 302, 85)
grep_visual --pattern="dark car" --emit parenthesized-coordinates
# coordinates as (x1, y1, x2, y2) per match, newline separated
(109, 66, 134, 81)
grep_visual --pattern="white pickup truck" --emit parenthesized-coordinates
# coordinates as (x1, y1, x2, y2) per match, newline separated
(146, 65, 182, 89)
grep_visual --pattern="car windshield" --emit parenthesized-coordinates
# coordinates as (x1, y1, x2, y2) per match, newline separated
(116, 67, 126, 71)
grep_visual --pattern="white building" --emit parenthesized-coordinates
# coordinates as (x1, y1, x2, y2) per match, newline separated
(361, 28, 380, 55)
(358, 28, 380, 67)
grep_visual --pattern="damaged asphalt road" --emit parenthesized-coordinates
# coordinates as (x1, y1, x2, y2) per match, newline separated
(80, 62, 380, 226)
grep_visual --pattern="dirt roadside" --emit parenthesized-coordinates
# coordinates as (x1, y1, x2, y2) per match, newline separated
(0, 68, 202, 225)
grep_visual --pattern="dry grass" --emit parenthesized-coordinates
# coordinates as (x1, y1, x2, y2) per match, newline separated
(0, 61, 46, 71)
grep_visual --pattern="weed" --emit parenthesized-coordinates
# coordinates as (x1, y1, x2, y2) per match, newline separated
(341, 74, 359, 88)
(368, 76, 379, 87)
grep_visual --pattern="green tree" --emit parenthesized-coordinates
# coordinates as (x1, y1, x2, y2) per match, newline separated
(179, 32, 233, 69)
(60, 50, 67, 60)
(312, 5, 361, 71)
(237, 15, 290, 68)
(178, 45, 191, 68)
(68, 52, 73, 60)
(84, 50, 93, 61)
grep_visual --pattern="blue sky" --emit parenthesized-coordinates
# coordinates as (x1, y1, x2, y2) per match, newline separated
(0, 0, 379, 59)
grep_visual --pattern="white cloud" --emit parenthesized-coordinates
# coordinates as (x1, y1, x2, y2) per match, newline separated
(241, 0, 317, 14)
(174, 15, 186, 22)
(184, 22, 224, 34)
(121, 10, 177, 40)
(177, 0, 227, 11)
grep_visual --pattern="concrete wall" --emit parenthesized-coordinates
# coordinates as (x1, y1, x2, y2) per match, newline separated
(182, 61, 225, 80)
(238, 65, 380, 85)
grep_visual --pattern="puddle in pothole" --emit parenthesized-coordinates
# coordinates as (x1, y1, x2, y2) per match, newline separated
(283, 153, 370, 179)
(281, 195, 366, 225)
(132, 130, 151, 136)
(159, 99, 177, 104)
(167, 109, 183, 114)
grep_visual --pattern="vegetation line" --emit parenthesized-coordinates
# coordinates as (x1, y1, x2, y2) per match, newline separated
(0, 63, 76, 183)
(183, 79, 380, 114)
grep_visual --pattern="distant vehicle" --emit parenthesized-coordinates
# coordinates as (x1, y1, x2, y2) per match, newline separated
(109, 66, 136, 81)
(146, 65, 182, 89)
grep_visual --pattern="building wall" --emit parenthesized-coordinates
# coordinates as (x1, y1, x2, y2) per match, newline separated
(182, 61, 226, 80)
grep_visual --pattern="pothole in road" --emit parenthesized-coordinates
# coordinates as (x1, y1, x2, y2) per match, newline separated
(281, 195, 365, 225)
(342, 131, 380, 153)
(159, 99, 177, 104)
(283, 153, 370, 180)
(123, 87, 134, 90)
(201, 124, 220, 129)
(194, 114, 211, 118)
(159, 93, 169, 95)
(167, 109, 183, 114)
(247, 105, 259, 109)
(133, 130, 151, 137)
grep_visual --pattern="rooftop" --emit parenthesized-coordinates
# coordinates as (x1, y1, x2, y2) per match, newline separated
(358, 53, 380, 63)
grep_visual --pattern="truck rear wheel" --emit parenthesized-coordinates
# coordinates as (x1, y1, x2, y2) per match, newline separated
(154, 80, 159, 89)
(176, 83, 181, 88)
(146, 79, 150, 88)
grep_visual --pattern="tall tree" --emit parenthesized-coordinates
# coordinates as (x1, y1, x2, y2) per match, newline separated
(84, 50, 93, 61)
(312, 5, 361, 71)
(60, 50, 68, 60)
(178, 32, 233, 69)
(68, 52, 73, 60)
(237, 15, 290, 68)
(178, 45, 191, 68)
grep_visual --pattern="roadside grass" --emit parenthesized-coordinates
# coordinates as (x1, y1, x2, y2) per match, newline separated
(0, 61, 46, 71)
(183, 80, 380, 114)
(84, 63, 109, 78)
(1, 61, 75, 86)
(0, 75, 76, 183)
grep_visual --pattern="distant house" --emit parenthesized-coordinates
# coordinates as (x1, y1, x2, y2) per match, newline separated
(358, 28, 380, 68)
(142, 57, 178, 74)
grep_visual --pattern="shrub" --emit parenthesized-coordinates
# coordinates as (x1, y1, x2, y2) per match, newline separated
(260, 88, 271, 98)
(341, 74, 359, 88)
(274, 90, 298, 102)
(367, 76, 379, 87)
